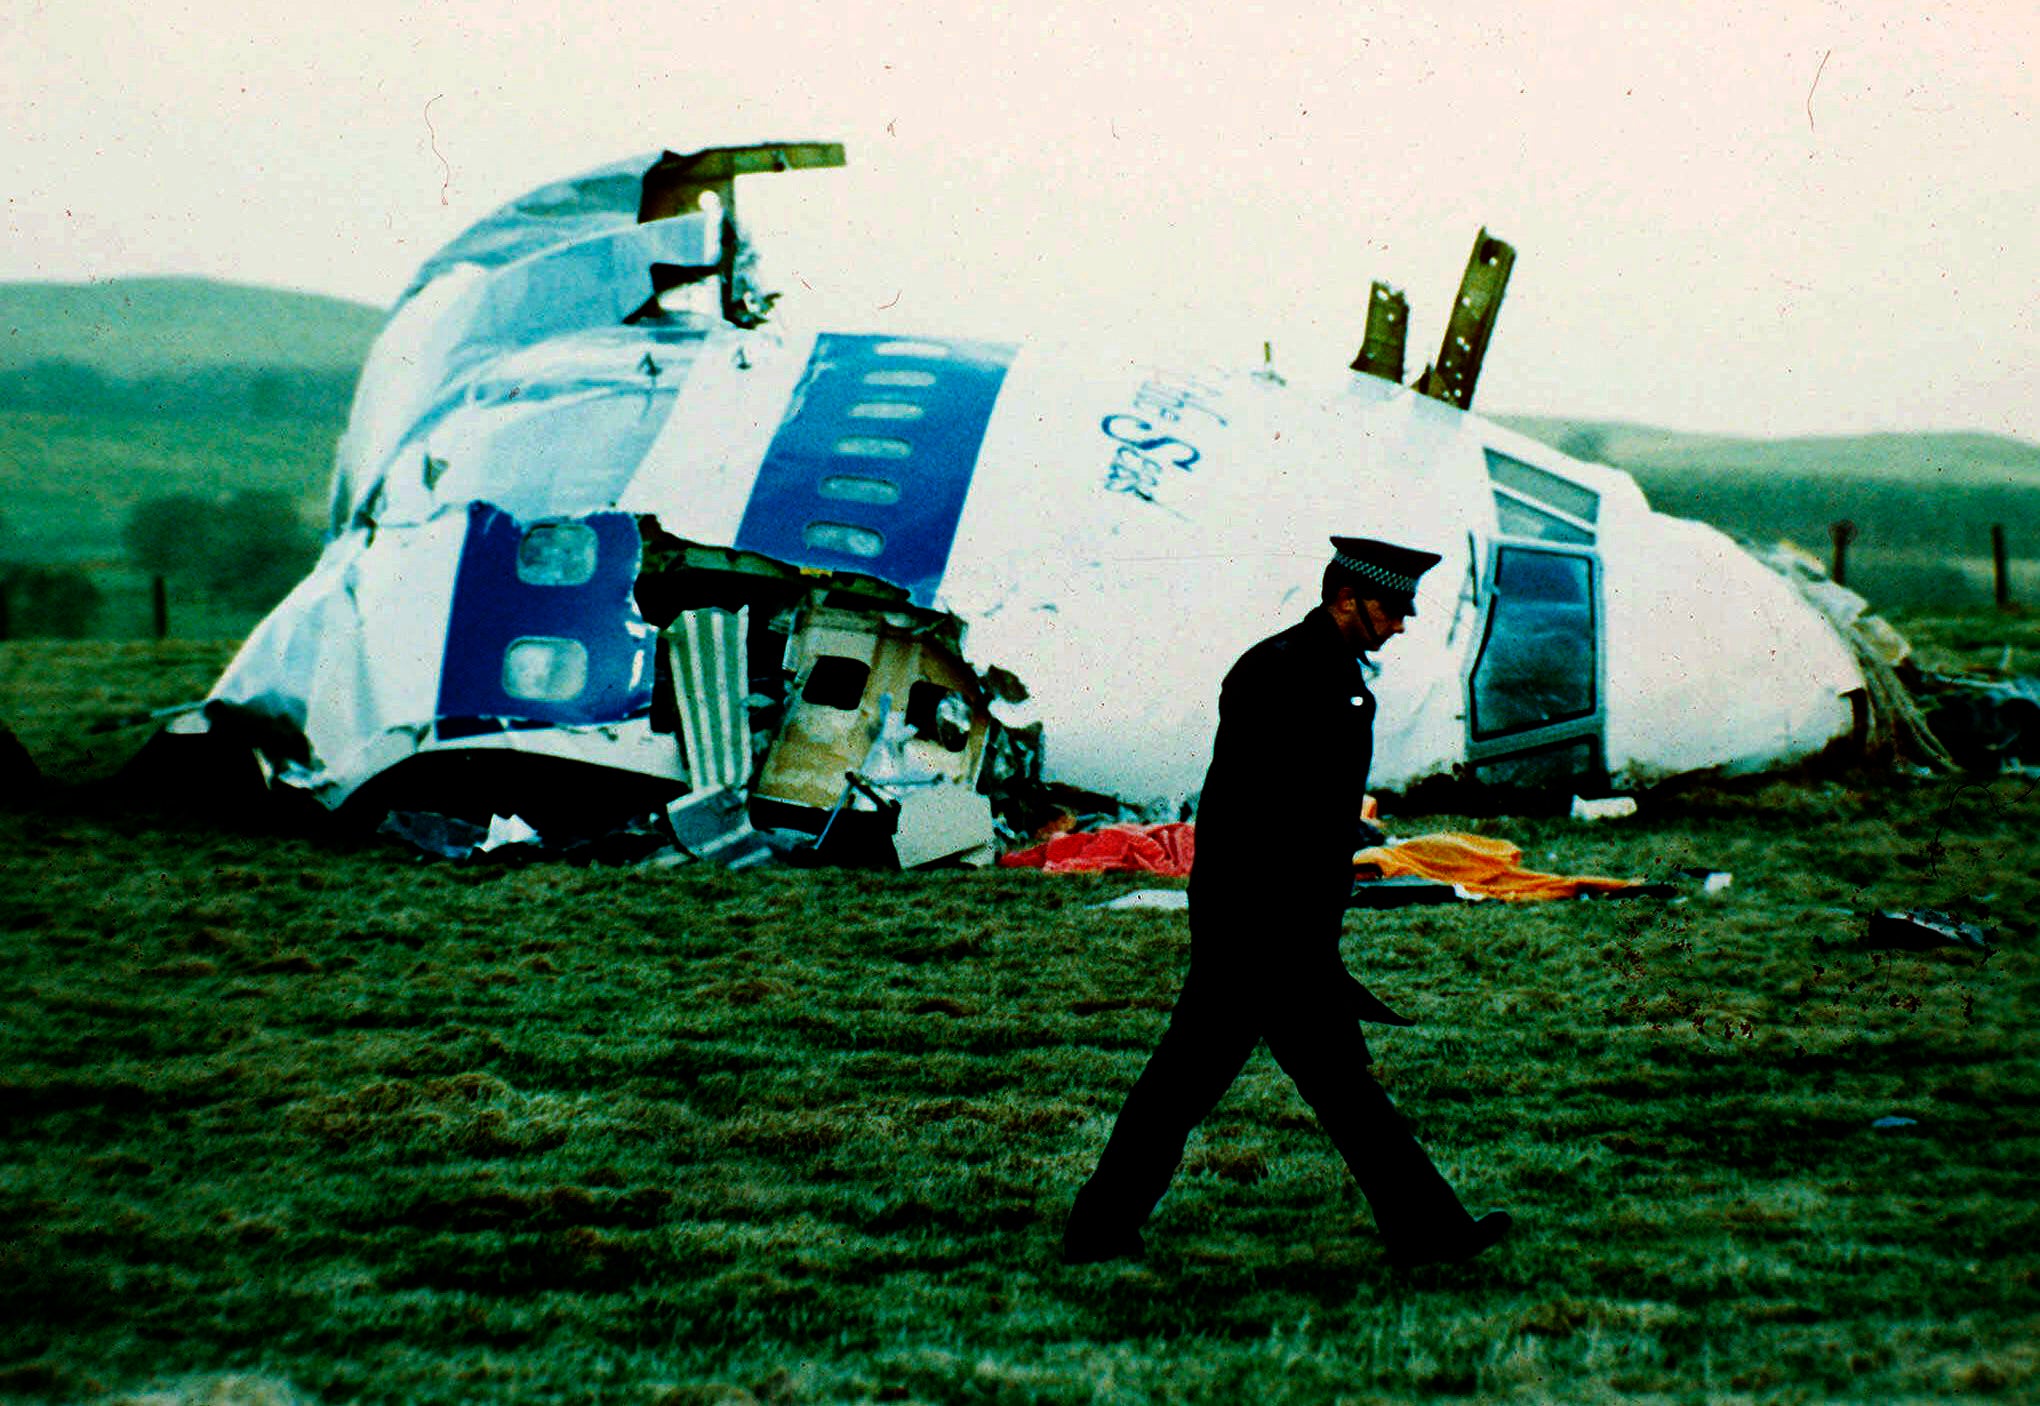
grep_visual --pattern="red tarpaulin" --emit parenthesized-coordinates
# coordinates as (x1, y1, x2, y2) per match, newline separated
(997, 822, 1196, 876)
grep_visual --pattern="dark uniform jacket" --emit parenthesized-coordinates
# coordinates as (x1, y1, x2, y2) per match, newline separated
(1187, 606, 1383, 1015)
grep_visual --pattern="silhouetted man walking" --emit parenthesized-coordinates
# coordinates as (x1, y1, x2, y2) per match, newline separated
(1063, 536, 1511, 1269)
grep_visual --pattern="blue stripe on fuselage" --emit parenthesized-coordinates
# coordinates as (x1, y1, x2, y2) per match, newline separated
(734, 334, 1016, 606)
(436, 503, 656, 728)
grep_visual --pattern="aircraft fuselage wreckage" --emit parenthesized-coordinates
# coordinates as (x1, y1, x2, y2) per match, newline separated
(183, 143, 1889, 865)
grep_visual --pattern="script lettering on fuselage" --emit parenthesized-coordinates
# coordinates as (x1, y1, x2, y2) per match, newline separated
(1098, 372, 1229, 503)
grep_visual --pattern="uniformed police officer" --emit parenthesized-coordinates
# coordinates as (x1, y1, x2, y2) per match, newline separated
(1062, 536, 1512, 1269)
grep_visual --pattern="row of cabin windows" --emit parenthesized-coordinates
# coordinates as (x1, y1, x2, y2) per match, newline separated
(800, 362, 944, 557)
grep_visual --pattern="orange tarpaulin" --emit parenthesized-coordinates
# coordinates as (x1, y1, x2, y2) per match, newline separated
(998, 822, 1196, 876)
(1354, 832, 1643, 902)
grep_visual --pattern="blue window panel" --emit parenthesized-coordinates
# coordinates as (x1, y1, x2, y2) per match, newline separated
(734, 333, 1017, 606)
(437, 503, 656, 727)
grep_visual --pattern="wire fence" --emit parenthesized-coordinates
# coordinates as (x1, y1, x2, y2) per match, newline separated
(0, 564, 273, 643)
(0, 534, 2027, 644)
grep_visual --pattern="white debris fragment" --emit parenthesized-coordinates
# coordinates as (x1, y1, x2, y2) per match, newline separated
(1093, 890, 1191, 911)
(478, 814, 542, 852)
(1570, 795, 1638, 822)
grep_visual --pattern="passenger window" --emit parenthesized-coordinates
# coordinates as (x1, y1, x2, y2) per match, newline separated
(819, 475, 901, 505)
(802, 655, 871, 710)
(802, 522, 885, 557)
(1471, 548, 1596, 739)
(833, 437, 912, 459)
(517, 522, 599, 586)
(502, 637, 589, 701)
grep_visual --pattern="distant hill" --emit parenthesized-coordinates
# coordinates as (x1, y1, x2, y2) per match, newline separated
(0, 277, 385, 376)
(0, 276, 2031, 626)
(1497, 416, 2040, 490)
(1498, 416, 2040, 607)
(0, 279, 383, 601)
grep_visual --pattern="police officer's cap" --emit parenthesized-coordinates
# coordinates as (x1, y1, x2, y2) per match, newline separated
(1328, 536, 1443, 615)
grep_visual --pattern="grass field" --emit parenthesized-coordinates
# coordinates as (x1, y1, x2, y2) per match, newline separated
(3, 621, 2037, 1404)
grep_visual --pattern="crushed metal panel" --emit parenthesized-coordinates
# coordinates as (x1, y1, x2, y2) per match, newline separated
(666, 785, 772, 866)
(1350, 281, 1410, 382)
(1414, 228, 1514, 410)
(890, 784, 996, 869)
(638, 143, 848, 326)
(754, 604, 990, 816)
(664, 606, 752, 790)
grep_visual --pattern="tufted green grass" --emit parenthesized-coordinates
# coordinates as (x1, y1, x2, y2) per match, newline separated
(1, 626, 2036, 1404)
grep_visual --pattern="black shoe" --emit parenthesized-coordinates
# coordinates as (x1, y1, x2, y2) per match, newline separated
(1386, 1211, 1513, 1270)
(1062, 1229, 1145, 1265)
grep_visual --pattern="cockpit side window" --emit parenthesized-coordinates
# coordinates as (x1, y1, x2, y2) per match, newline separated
(1470, 546, 1597, 739)
(1485, 448, 1598, 546)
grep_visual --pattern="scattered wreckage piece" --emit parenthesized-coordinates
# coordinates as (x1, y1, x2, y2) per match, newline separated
(1911, 672, 2040, 775)
(377, 808, 678, 865)
(634, 527, 1008, 867)
(378, 810, 540, 861)
(1861, 908, 1997, 956)
(1672, 866, 1735, 896)
(1092, 890, 1192, 912)
(1740, 541, 1958, 773)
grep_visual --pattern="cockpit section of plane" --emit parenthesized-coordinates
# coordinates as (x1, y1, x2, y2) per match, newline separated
(156, 139, 1915, 867)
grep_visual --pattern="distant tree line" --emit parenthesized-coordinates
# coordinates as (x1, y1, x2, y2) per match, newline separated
(0, 360, 358, 423)
(0, 509, 103, 638)
(0, 494, 322, 639)
(122, 491, 323, 609)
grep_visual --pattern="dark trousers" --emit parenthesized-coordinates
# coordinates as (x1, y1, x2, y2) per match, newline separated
(1066, 964, 1476, 1255)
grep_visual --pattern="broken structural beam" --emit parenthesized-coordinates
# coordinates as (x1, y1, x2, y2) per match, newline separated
(1413, 228, 1514, 410)
(1350, 281, 1409, 383)
(638, 143, 848, 223)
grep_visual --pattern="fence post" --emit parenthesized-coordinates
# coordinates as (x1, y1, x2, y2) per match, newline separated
(1992, 524, 2011, 611)
(152, 574, 169, 640)
(1829, 520, 1856, 587)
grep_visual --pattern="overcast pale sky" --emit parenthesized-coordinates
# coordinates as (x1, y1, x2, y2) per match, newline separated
(7, 0, 2034, 442)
